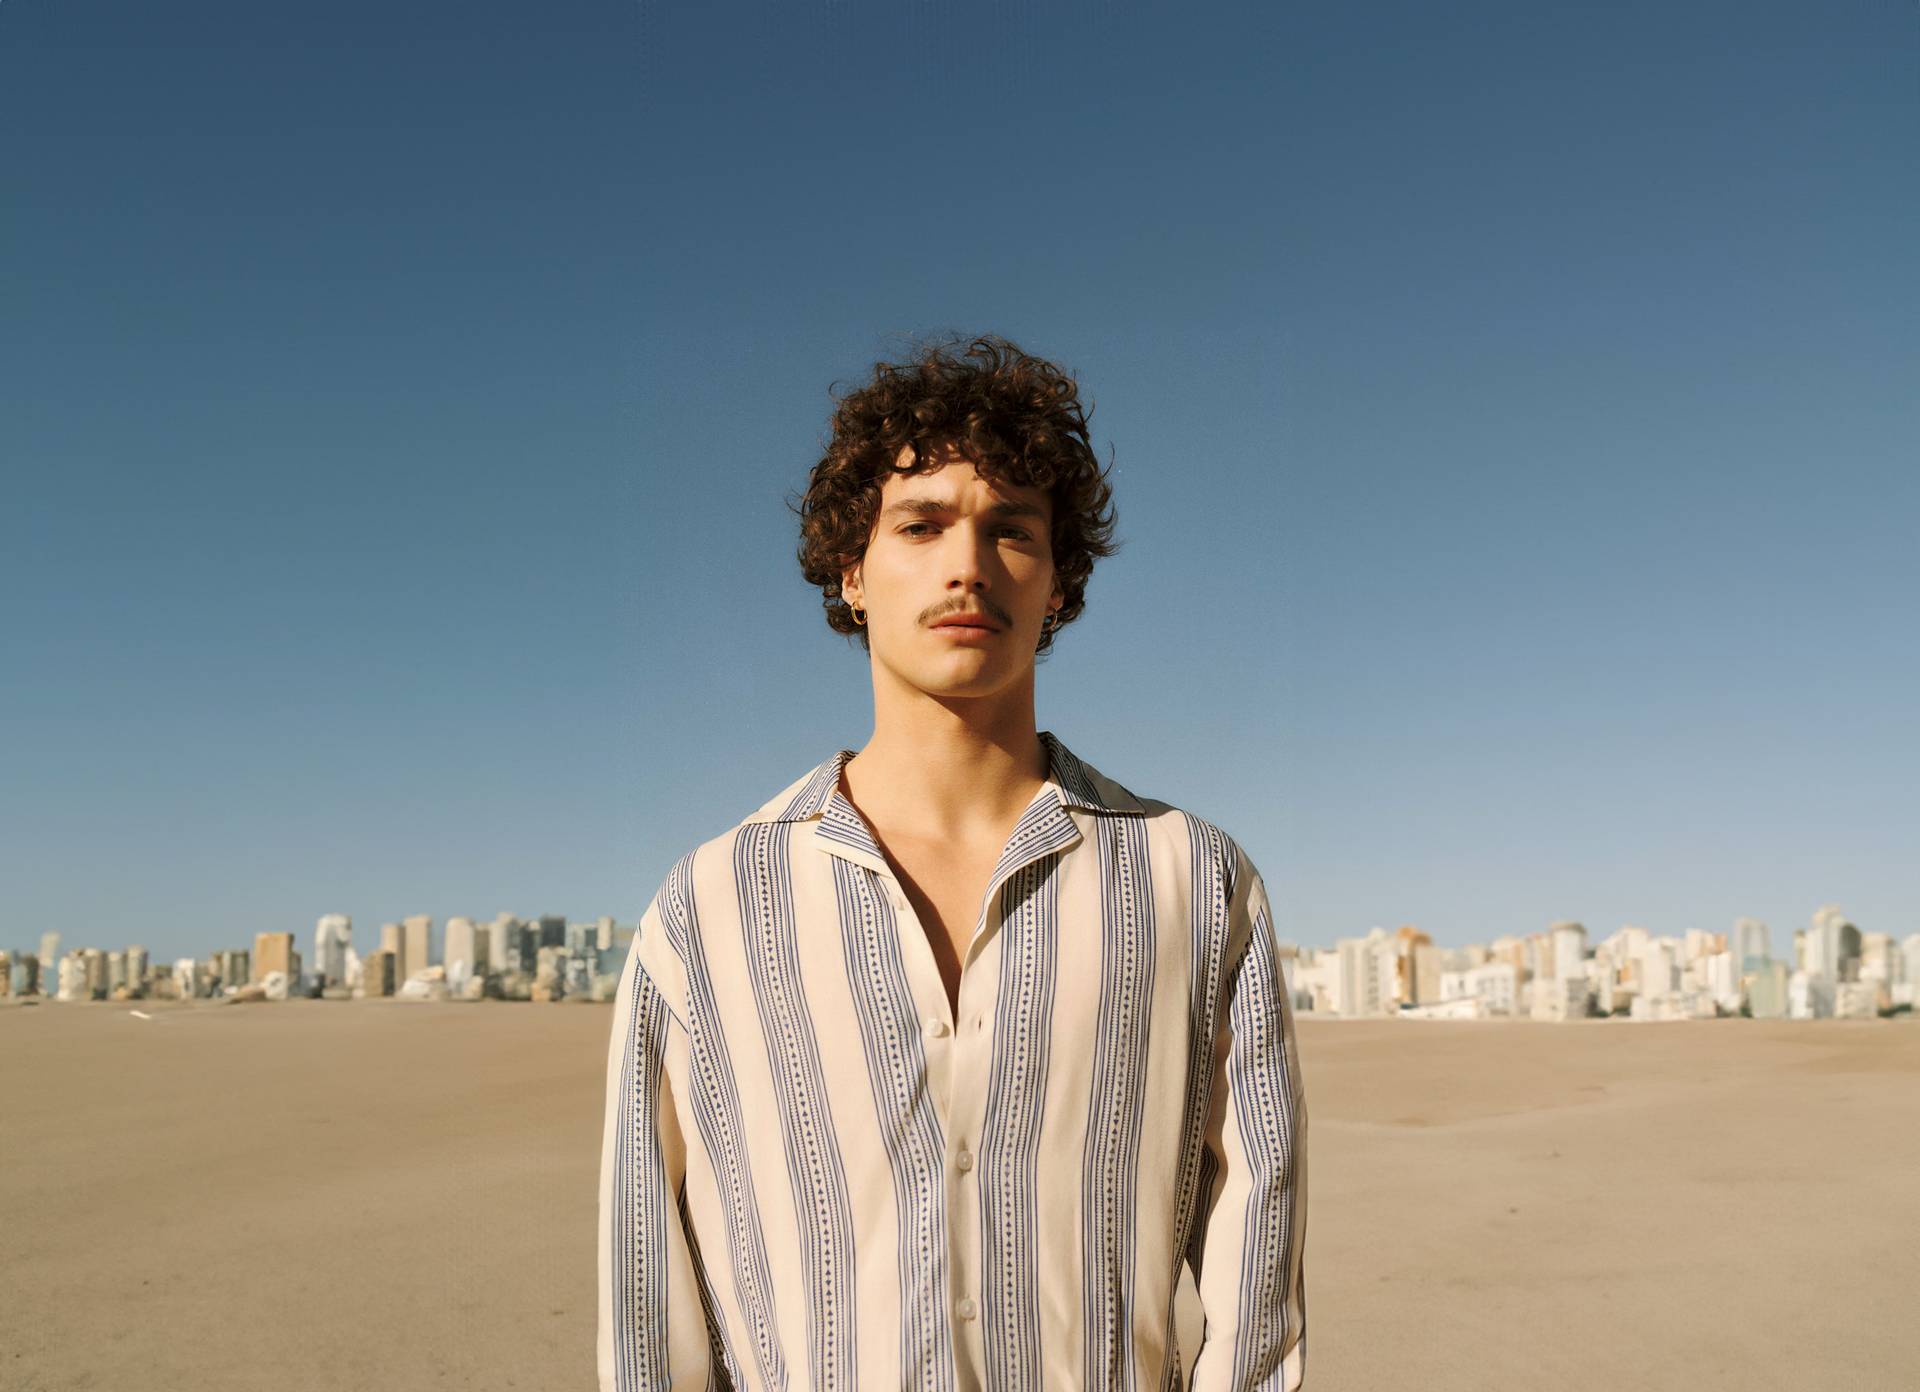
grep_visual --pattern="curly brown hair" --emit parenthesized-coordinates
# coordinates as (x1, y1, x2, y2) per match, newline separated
(792, 333, 1119, 657)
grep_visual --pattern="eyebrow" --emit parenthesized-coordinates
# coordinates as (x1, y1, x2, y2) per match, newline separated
(880, 497, 1047, 521)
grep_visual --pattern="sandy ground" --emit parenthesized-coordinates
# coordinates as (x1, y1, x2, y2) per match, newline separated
(3, 1000, 1916, 1391)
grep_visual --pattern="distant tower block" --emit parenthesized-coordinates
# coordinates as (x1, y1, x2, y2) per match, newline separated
(315, 914, 352, 987)
(126, 946, 149, 994)
(222, 949, 252, 990)
(444, 917, 487, 984)
(107, 951, 128, 996)
(488, 914, 526, 975)
(1550, 921, 1588, 981)
(1809, 906, 1862, 983)
(402, 915, 435, 979)
(253, 932, 296, 985)
(1732, 918, 1771, 973)
(381, 922, 405, 982)
(0, 951, 11, 999)
(362, 949, 396, 998)
(84, 949, 109, 999)
(39, 932, 62, 983)
(536, 915, 566, 950)
(172, 958, 208, 1000)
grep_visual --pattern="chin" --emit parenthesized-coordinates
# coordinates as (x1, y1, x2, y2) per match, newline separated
(885, 654, 1022, 699)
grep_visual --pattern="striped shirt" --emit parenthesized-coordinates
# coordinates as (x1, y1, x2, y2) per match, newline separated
(597, 731, 1308, 1391)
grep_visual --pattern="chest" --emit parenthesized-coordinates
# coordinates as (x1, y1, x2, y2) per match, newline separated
(883, 838, 1004, 950)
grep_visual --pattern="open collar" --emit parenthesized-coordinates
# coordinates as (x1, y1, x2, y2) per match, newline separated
(741, 730, 1145, 880)
(743, 730, 1143, 824)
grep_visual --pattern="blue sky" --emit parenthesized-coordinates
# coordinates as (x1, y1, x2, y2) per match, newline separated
(4, 0, 1914, 964)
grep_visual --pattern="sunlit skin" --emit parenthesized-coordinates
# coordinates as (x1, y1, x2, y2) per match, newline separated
(838, 441, 1064, 845)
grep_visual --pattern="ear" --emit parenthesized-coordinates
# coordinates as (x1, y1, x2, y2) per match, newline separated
(841, 562, 863, 609)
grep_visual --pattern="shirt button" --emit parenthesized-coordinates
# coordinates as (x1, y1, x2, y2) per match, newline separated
(957, 1297, 977, 1320)
(956, 1148, 974, 1172)
(926, 1019, 950, 1037)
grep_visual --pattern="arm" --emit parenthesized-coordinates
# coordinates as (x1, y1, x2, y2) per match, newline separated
(1186, 849, 1309, 1391)
(596, 908, 729, 1390)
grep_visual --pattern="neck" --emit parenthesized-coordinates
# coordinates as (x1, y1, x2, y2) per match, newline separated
(844, 665, 1048, 839)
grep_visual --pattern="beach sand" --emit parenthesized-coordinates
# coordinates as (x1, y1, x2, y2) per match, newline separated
(4, 999, 1915, 1390)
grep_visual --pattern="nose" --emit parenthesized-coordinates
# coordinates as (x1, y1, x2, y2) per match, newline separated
(944, 519, 993, 592)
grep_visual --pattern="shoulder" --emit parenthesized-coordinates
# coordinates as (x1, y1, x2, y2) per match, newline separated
(643, 757, 836, 927)
(1064, 742, 1260, 893)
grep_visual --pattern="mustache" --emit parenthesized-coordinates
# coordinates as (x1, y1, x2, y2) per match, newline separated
(921, 598, 1013, 627)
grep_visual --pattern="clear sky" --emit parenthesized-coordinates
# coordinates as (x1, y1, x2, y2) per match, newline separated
(4, 0, 1914, 965)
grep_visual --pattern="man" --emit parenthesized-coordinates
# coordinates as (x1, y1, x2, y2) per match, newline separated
(599, 334, 1307, 1390)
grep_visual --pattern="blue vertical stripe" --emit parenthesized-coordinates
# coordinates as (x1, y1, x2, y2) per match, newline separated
(833, 857, 956, 1390)
(611, 957, 672, 1390)
(1080, 813, 1158, 1389)
(735, 823, 860, 1391)
(1159, 816, 1234, 1381)
(1227, 892, 1300, 1391)
(978, 855, 1062, 1392)
(667, 852, 791, 1392)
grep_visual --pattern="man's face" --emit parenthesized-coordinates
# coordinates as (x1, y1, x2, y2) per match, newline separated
(842, 442, 1063, 702)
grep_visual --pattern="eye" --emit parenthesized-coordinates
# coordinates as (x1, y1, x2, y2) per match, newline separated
(901, 522, 936, 536)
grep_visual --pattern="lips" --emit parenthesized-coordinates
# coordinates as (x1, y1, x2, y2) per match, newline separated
(933, 616, 1000, 632)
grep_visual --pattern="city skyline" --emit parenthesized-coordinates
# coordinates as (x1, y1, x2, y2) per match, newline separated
(10, 901, 1916, 1025)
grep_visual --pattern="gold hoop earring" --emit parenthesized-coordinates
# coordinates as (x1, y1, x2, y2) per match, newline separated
(851, 605, 866, 626)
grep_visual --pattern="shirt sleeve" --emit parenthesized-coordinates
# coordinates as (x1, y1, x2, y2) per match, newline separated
(1186, 847, 1309, 1391)
(596, 899, 730, 1390)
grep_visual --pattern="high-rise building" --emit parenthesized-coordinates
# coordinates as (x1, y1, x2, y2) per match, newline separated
(38, 931, 61, 984)
(1550, 921, 1588, 980)
(1334, 928, 1394, 1016)
(253, 932, 296, 985)
(1859, 932, 1898, 986)
(535, 915, 566, 950)
(1390, 925, 1432, 1005)
(1639, 939, 1679, 999)
(362, 949, 396, 998)
(83, 949, 108, 999)
(1732, 918, 1771, 973)
(173, 958, 208, 1000)
(1808, 906, 1862, 983)
(402, 915, 435, 981)
(58, 954, 90, 1001)
(444, 917, 487, 983)
(381, 922, 405, 982)
(1747, 961, 1790, 1018)
(488, 914, 526, 975)
(314, 914, 352, 987)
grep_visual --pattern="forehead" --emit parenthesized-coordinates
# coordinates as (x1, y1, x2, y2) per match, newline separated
(879, 442, 1050, 510)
